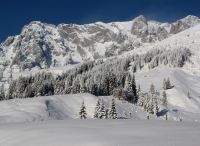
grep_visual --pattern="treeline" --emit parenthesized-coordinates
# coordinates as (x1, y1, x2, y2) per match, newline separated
(131, 48, 191, 72)
(2, 48, 191, 101)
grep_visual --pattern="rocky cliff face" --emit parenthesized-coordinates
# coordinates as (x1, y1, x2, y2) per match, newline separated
(170, 15, 200, 34)
(0, 15, 199, 75)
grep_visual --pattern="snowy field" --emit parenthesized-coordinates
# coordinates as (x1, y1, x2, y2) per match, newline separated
(0, 120, 199, 146)
(0, 92, 200, 124)
(0, 66, 200, 145)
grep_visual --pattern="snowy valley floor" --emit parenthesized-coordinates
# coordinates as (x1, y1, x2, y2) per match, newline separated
(0, 120, 200, 146)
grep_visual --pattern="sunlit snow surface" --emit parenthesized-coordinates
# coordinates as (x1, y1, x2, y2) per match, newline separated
(0, 120, 199, 146)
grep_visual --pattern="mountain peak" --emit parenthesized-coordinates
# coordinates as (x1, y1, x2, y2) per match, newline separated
(133, 15, 146, 22)
(182, 15, 199, 20)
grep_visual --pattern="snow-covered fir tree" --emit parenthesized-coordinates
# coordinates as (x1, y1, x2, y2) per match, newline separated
(153, 97, 159, 116)
(162, 90, 167, 106)
(94, 99, 101, 118)
(99, 99, 106, 119)
(124, 72, 138, 103)
(149, 83, 156, 95)
(108, 73, 117, 95)
(105, 109, 109, 119)
(163, 78, 167, 90)
(137, 95, 145, 107)
(146, 96, 154, 114)
(166, 77, 172, 89)
(109, 98, 117, 119)
(149, 84, 159, 115)
(163, 77, 173, 90)
(137, 84, 141, 97)
(79, 101, 87, 119)
(132, 74, 138, 103)
(0, 85, 5, 100)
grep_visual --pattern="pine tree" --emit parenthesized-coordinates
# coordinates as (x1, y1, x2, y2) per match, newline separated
(149, 83, 155, 95)
(166, 77, 172, 89)
(146, 84, 157, 114)
(108, 73, 117, 95)
(137, 84, 141, 97)
(124, 72, 137, 103)
(143, 94, 151, 111)
(109, 99, 117, 119)
(0, 85, 5, 100)
(132, 74, 138, 103)
(137, 96, 144, 107)
(105, 109, 109, 119)
(124, 72, 132, 95)
(99, 99, 106, 119)
(162, 91, 167, 106)
(94, 99, 101, 118)
(79, 101, 87, 119)
(146, 98, 154, 114)
(163, 78, 167, 90)
(153, 98, 159, 116)
(80, 80, 87, 93)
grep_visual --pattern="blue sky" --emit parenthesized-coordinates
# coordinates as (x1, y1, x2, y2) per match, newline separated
(0, 0, 199, 42)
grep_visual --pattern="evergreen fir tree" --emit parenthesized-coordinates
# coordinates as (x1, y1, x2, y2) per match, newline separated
(149, 83, 155, 95)
(137, 84, 141, 97)
(162, 91, 167, 106)
(163, 78, 167, 90)
(94, 99, 101, 118)
(79, 101, 87, 119)
(166, 77, 172, 89)
(99, 99, 106, 119)
(137, 96, 144, 107)
(124, 72, 137, 103)
(124, 72, 132, 94)
(105, 109, 109, 119)
(109, 98, 117, 119)
(108, 73, 117, 95)
(132, 74, 138, 103)
(146, 98, 154, 114)
(0, 85, 5, 100)
(80, 80, 87, 93)
(153, 98, 159, 116)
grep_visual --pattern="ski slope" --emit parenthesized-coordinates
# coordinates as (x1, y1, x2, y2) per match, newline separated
(136, 67, 200, 113)
(0, 120, 199, 146)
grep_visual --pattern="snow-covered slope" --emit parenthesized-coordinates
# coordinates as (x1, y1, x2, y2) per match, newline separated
(136, 67, 200, 113)
(120, 21, 200, 76)
(0, 120, 199, 146)
(0, 92, 200, 124)
(0, 93, 145, 123)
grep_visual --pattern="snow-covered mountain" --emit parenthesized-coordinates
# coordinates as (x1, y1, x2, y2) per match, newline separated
(1, 15, 200, 122)
(0, 15, 199, 77)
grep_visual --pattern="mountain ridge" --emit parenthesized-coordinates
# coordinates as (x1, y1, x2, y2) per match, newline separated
(0, 15, 200, 86)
